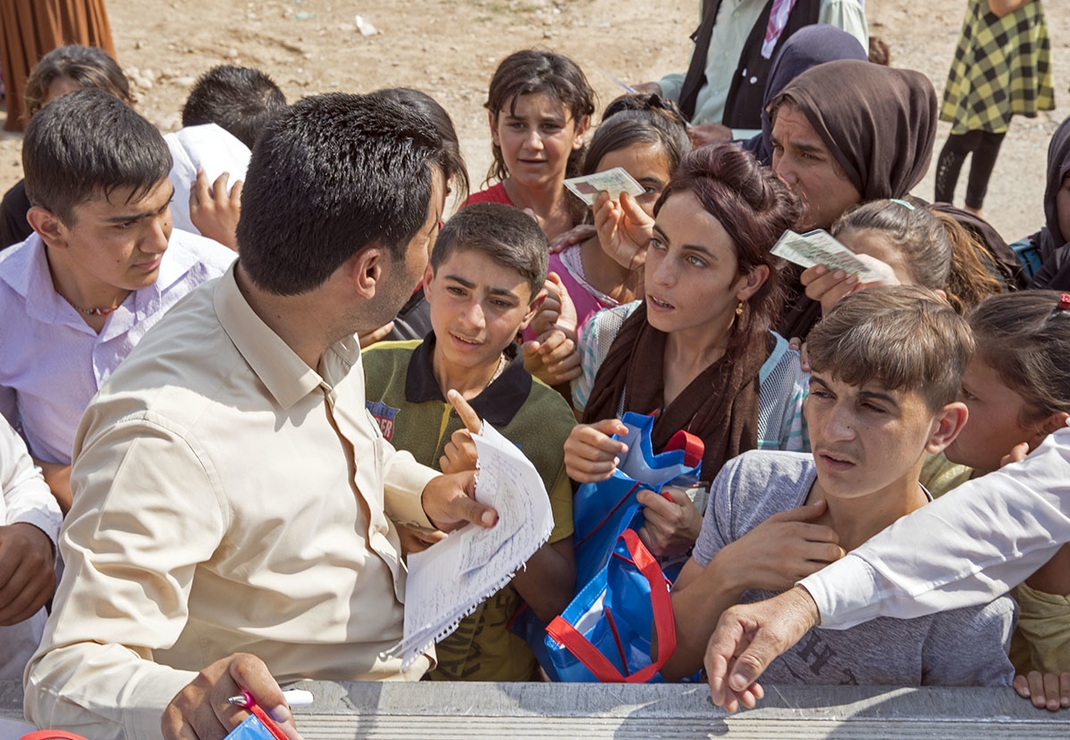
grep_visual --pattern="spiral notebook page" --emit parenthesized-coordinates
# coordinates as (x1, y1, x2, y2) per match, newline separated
(383, 421, 554, 671)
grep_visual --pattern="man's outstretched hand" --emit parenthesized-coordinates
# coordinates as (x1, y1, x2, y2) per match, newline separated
(421, 470, 498, 532)
(705, 586, 819, 713)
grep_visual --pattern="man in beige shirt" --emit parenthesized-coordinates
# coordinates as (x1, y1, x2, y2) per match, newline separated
(24, 93, 496, 740)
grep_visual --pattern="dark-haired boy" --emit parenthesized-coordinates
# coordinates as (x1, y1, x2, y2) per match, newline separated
(662, 286, 1016, 686)
(182, 65, 287, 150)
(364, 202, 576, 681)
(0, 88, 234, 512)
(167, 65, 288, 246)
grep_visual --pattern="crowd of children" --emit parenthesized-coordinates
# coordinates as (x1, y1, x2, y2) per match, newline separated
(0, 12, 1069, 737)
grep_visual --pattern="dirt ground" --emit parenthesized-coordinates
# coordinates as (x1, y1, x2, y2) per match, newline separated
(0, 0, 1067, 241)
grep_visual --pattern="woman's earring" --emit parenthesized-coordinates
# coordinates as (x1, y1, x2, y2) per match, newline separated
(735, 300, 744, 316)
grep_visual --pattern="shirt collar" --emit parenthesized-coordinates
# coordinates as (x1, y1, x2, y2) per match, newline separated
(215, 263, 333, 410)
(0, 230, 208, 332)
(404, 332, 531, 426)
(151, 228, 203, 295)
(0, 233, 91, 330)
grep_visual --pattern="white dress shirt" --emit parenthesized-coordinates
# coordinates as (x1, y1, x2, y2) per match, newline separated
(0, 416, 61, 680)
(801, 422, 1070, 629)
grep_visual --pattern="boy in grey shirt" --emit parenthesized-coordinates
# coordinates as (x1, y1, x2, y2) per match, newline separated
(661, 286, 1015, 686)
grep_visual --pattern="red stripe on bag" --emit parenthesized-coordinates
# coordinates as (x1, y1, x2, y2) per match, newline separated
(546, 529, 677, 682)
(575, 481, 642, 547)
(603, 607, 630, 677)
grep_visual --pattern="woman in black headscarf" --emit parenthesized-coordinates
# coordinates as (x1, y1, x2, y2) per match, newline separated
(767, 59, 1022, 339)
(765, 60, 938, 337)
(1028, 115, 1070, 290)
(740, 25, 868, 167)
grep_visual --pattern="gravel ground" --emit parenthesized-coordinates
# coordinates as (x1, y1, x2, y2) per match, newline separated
(0, 0, 1066, 241)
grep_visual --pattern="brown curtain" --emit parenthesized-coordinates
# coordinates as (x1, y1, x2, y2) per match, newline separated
(1, 0, 116, 131)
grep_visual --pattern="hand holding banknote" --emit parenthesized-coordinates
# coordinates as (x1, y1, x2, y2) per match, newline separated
(801, 253, 899, 315)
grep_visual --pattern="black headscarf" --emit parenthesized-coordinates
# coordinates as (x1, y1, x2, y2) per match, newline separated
(769, 60, 938, 201)
(1030, 115, 1070, 289)
(741, 25, 868, 166)
(772, 60, 940, 340)
(1040, 115, 1070, 259)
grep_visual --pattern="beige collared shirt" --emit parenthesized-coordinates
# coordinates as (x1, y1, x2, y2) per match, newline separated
(25, 266, 438, 740)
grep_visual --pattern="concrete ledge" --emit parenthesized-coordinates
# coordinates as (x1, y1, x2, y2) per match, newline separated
(4, 680, 1069, 739)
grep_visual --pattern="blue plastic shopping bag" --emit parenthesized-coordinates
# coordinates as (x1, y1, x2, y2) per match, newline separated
(546, 529, 676, 682)
(535, 412, 703, 682)
(572, 411, 703, 586)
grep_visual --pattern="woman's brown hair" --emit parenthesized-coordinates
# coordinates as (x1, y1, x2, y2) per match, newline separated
(654, 144, 802, 363)
(24, 45, 133, 122)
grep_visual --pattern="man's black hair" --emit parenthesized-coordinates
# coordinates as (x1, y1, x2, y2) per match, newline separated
(181, 65, 287, 149)
(237, 93, 448, 296)
(22, 88, 172, 225)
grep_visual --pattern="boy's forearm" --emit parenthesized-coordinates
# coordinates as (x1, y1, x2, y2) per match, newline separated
(511, 539, 575, 621)
(662, 554, 745, 681)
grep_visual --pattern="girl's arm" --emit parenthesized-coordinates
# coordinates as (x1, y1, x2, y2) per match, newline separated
(987, 0, 1031, 18)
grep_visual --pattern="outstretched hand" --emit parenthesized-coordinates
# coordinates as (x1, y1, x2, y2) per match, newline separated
(801, 253, 898, 316)
(593, 192, 654, 272)
(705, 586, 820, 713)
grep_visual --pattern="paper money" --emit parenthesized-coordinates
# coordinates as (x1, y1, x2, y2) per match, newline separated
(564, 167, 646, 206)
(772, 229, 885, 282)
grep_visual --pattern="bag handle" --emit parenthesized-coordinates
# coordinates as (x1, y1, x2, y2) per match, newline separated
(546, 529, 677, 682)
(664, 429, 704, 469)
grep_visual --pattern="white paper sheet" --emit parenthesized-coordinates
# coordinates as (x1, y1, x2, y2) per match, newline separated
(383, 422, 554, 671)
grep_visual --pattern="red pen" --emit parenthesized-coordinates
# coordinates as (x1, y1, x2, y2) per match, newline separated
(244, 704, 291, 740)
(225, 689, 312, 740)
